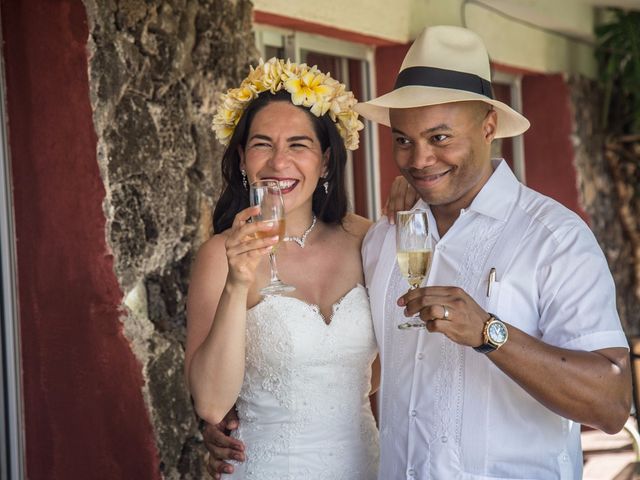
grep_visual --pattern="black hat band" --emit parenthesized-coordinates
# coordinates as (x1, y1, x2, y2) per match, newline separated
(394, 66, 494, 99)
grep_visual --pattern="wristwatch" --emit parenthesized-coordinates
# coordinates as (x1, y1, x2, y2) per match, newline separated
(473, 314, 508, 354)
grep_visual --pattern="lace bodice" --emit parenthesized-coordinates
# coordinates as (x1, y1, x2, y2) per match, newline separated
(227, 284, 379, 480)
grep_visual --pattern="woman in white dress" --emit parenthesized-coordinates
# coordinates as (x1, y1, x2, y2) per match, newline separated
(185, 58, 379, 479)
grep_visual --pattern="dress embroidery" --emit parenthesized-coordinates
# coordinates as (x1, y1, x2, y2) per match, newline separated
(231, 285, 379, 480)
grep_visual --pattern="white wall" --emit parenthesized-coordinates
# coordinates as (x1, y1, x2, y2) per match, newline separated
(254, 0, 598, 77)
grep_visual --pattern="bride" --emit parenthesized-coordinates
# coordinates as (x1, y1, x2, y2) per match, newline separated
(185, 58, 379, 479)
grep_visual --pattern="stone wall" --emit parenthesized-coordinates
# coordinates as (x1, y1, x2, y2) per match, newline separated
(569, 75, 640, 336)
(83, 0, 256, 477)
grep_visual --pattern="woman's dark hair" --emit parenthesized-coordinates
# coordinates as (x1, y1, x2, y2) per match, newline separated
(212, 90, 349, 233)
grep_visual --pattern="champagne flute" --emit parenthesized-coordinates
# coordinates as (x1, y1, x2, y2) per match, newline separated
(396, 210, 432, 329)
(250, 180, 295, 295)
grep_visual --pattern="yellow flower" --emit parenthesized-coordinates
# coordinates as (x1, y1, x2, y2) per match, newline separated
(228, 85, 255, 103)
(285, 70, 334, 108)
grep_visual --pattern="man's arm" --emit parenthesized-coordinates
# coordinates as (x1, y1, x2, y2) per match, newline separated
(399, 286, 632, 434)
(489, 326, 630, 434)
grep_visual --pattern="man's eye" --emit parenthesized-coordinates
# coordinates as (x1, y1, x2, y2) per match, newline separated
(394, 137, 411, 146)
(432, 134, 449, 143)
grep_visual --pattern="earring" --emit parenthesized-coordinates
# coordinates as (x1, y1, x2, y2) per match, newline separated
(323, 180, 329, 194)
(241, 170, 248, 190)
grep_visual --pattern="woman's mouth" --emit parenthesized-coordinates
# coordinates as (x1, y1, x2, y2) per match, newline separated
(262, 178, 299, 194)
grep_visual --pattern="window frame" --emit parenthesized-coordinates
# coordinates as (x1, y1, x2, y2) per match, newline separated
(0, 16, 25, 480)
(493, 70, 527, 184)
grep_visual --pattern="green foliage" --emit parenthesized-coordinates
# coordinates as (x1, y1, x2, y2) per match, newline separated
(595, 9, 640, 133)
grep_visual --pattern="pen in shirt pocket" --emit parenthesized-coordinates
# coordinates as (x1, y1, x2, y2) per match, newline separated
(486, 267, 496, 297)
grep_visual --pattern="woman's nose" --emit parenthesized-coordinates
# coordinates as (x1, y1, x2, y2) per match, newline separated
(268, 147, 290, 169)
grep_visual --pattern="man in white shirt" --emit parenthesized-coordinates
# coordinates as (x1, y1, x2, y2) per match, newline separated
(202, 25, 632, 480)
(355, 25, 631, 479)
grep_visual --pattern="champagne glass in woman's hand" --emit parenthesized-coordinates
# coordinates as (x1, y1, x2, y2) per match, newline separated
(396, 210, 432, 329)
(250, 180, 295, 295)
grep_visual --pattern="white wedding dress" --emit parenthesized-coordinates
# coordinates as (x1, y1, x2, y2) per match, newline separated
(227, 284, 379, 480)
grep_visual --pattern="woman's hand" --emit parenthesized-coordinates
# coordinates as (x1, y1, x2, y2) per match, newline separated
(383, 176, 419, 223)
(225, 205, 279, 287)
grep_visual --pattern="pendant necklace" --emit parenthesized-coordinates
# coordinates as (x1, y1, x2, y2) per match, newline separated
(284, 215, 317, 248)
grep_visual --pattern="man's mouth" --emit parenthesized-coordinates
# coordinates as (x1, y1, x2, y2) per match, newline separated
(262, 177, 299, 194)
(411, 169, 451, 186)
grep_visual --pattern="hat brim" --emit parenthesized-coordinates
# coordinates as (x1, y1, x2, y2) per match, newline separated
(355, 86, 530, 139)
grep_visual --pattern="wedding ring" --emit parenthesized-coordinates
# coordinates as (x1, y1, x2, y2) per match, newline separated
(442, 305, 450, 320)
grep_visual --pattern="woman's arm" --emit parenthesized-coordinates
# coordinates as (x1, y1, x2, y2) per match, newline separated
(185, 207, 277, 425)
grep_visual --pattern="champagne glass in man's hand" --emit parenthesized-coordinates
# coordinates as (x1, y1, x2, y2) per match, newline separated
(396, 210, 432, 329)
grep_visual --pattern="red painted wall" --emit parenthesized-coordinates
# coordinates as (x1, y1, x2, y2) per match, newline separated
(1, 1, 161, 478)
(521, 74, 588, 222)
(374, 44, 411, 204)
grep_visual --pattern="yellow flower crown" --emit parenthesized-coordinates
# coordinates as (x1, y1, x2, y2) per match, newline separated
(212, 57, 364, 151)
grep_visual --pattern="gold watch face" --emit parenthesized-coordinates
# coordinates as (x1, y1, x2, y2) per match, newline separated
(487, 320, 508, 345)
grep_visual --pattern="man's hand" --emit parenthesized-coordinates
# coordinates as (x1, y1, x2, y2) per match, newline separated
(398, 286, 487, 347)
(383, 176, 419, 224)
(202, 409, 245, 479)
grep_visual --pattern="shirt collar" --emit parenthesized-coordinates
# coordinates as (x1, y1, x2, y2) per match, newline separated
(465, 159, 520, 221)
(412, 159, 520, 223)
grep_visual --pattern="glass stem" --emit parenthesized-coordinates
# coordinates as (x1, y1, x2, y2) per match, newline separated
(268, 252, 281, 283)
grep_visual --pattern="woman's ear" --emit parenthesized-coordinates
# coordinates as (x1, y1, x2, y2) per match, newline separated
(238, 145, 246, 171)
(322, 148, 330, 177)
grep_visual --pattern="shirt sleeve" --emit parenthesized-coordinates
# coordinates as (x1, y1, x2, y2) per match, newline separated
(537, 222, 628, 351)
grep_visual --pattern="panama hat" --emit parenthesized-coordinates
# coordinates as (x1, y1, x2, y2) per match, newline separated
(355, 25, 530, 138)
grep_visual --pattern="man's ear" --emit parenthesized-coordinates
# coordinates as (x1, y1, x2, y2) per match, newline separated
(483, 109, 498, 144)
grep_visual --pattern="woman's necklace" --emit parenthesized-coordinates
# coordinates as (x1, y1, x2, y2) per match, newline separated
(284, 215, 317, 248)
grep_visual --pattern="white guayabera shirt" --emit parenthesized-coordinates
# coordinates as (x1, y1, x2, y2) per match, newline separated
(363, 160, 628, 480)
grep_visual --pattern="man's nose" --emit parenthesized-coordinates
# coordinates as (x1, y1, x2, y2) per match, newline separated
(411, 142, 438, 168)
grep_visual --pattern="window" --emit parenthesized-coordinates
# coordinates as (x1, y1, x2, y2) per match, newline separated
(492, 71, 526, 183)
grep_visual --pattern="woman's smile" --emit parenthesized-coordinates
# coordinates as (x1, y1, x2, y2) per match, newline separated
(260, 177, 300, 194)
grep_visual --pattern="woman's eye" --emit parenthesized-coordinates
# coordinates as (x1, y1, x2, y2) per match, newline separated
(290, 143, 308, 149)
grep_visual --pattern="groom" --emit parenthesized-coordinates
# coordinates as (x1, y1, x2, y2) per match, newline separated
(204, 25, 631, 479)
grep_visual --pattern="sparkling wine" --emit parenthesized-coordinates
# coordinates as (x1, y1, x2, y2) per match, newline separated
(397, 249, 432, 289)
(254, 219, 286, 243)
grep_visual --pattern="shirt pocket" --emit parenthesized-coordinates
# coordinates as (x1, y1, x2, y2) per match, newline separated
(494, 278, 540, 337)
(484, 279, 501, 314)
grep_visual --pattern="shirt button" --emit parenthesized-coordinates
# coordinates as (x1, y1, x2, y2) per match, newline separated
(441, 435, 448, 443)
(407, 469, 415, 477)
(438, 244, 446, 252)
(410, 410, 417, 417)
(417, 353, 424, 360)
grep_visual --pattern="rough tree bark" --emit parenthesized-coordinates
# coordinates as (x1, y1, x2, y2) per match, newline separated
(570, 75, 640, 336)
